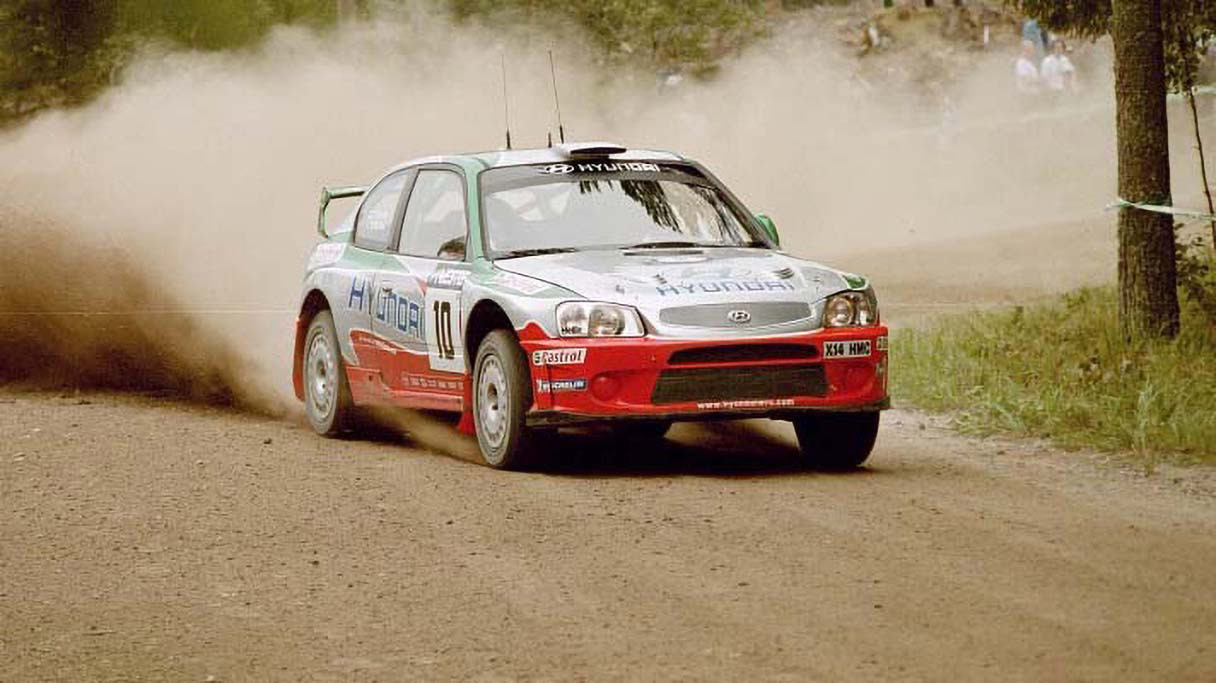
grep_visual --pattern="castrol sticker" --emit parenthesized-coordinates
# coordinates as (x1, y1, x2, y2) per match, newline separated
(531, 348, 586, 366)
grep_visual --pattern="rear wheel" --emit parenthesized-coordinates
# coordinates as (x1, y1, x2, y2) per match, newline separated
(304, 310, 356, 436)
(792, 412, 880, 470)
(473, 330, 538, 469)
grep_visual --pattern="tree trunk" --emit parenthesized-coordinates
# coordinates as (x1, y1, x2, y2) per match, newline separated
(1111, 0, 1179, 339)
(1186, 89, 1216, 253)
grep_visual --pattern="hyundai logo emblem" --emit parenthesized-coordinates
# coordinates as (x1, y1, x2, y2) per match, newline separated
(727, 309, 751, 324)
(537, 163, 574, 175)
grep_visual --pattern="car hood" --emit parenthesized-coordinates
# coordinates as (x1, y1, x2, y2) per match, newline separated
(494, 248, 861, 336)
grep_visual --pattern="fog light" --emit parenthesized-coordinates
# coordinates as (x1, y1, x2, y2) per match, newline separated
(591, 374, 620, 401)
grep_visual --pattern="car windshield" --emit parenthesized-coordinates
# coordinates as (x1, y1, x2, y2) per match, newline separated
(480, 162, 765, 257)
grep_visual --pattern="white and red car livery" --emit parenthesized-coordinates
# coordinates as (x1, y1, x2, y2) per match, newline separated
(294, 143, 889, 469)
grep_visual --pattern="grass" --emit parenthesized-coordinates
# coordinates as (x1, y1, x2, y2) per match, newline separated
(892, 286, 1216, 467)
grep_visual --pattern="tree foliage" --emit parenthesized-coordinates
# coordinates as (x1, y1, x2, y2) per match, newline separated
(1015, 0, 1205, 338)
(0, 0, 116, 96)
(1010, 0, 1216, 92)
(448, 0, 767, 70)
(1, 0, 769, 122)
(0, 0, 345, 119)
(116, 0, 341, 51)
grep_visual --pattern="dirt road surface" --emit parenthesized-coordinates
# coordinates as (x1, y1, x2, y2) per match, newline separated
(2, 388, 1214, 682)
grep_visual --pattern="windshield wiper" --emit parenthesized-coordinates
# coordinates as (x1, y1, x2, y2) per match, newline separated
(621, 241, 765, 250)
(497, 247, 578, 259)
(620, 241, 704, 250)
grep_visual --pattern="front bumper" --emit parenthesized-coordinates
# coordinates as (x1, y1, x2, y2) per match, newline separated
(518, 324, 890, 427)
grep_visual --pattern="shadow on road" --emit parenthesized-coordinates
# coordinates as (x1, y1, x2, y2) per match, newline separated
(350, 409, 885, 479)
(536, 421, 883, 479)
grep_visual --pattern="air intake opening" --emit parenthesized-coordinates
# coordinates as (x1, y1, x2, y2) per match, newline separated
(668, 344, 818, 365)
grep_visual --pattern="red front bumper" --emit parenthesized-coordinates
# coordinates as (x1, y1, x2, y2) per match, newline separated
(518, 323, 889, 427)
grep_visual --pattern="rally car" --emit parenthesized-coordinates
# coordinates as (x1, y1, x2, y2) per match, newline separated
(294, 142, 889, 469)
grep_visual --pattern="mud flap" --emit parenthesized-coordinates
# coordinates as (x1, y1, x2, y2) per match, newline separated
(457, 410, 476, 436)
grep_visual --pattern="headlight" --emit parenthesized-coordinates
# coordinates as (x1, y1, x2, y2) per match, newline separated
(822, 288, 880, 328)
(556, 302, 645, 337)
(826, 296, 854, 327)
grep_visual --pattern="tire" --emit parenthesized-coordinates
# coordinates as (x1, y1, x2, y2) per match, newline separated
(303, 310, 356, 437)
(472, 329, 538, 469)
(617, 420, 673, 441)
(792, 412, 880, 470)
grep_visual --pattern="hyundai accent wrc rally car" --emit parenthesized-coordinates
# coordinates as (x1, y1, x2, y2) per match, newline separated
(294, 143, 889, 469)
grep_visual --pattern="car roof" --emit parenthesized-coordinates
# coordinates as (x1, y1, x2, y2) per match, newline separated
(387, 142, 687, 174)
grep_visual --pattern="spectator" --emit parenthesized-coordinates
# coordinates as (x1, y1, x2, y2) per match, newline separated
(1040, 40, 1077, 95)
(1021, 18, 1046, 57)
(1015, 40, 1040, 94)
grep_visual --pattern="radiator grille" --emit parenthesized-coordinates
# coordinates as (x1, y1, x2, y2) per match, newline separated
(659, 301, 812, 328)
(651, 364, 827, 405)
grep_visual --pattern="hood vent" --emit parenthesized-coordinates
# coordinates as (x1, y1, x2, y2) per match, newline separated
(621, 249, 705, 259)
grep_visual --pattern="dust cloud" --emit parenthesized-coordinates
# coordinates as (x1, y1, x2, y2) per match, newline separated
(0, 5, 1130, 411)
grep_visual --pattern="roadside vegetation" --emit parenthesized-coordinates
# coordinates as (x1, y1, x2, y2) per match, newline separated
(893, 239, 1216, 467)
(0, 0, 989, 126)
(0, 0, 793, 124)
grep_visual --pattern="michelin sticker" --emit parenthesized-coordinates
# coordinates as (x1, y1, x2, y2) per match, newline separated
(536, 378, 588, 393)
(532, 348, 586, 366)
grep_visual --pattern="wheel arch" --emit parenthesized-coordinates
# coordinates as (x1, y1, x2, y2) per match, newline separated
(464, 299, 516, 372)
(293, 289, 332, 401)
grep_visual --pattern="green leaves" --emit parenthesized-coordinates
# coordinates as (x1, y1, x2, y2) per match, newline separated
(1009, 0, 1216, 93)
(450, 0, 768, 69)
(116, 0, 340, 51)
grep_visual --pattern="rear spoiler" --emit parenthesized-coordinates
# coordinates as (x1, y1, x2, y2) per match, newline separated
(317, 185, 367, 237)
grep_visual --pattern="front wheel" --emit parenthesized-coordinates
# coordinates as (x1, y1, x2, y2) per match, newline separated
(792, 412, 880, 470)
(473, 330, 539, 470)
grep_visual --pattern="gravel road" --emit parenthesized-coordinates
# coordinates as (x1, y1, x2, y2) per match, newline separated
(2, 389, 1213, 681)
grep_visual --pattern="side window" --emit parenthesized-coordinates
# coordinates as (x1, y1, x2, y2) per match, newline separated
(398, 170, 467, 261)
(354, 172, 409, 251)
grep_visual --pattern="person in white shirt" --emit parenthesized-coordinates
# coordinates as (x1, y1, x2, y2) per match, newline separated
(1015, 40, 1040, 94)
(1040, 40, 1077, 94)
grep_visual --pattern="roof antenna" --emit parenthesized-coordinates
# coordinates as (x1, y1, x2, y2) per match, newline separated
(548, 49, 566, 144)
(501, 54, 513, 150)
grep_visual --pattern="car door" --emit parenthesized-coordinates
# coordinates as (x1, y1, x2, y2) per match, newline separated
(340, 170, 412, 386)
(373, 167, 470, 401)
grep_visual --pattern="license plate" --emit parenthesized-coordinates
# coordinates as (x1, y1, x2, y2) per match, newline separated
(823, 340, 872, 359)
